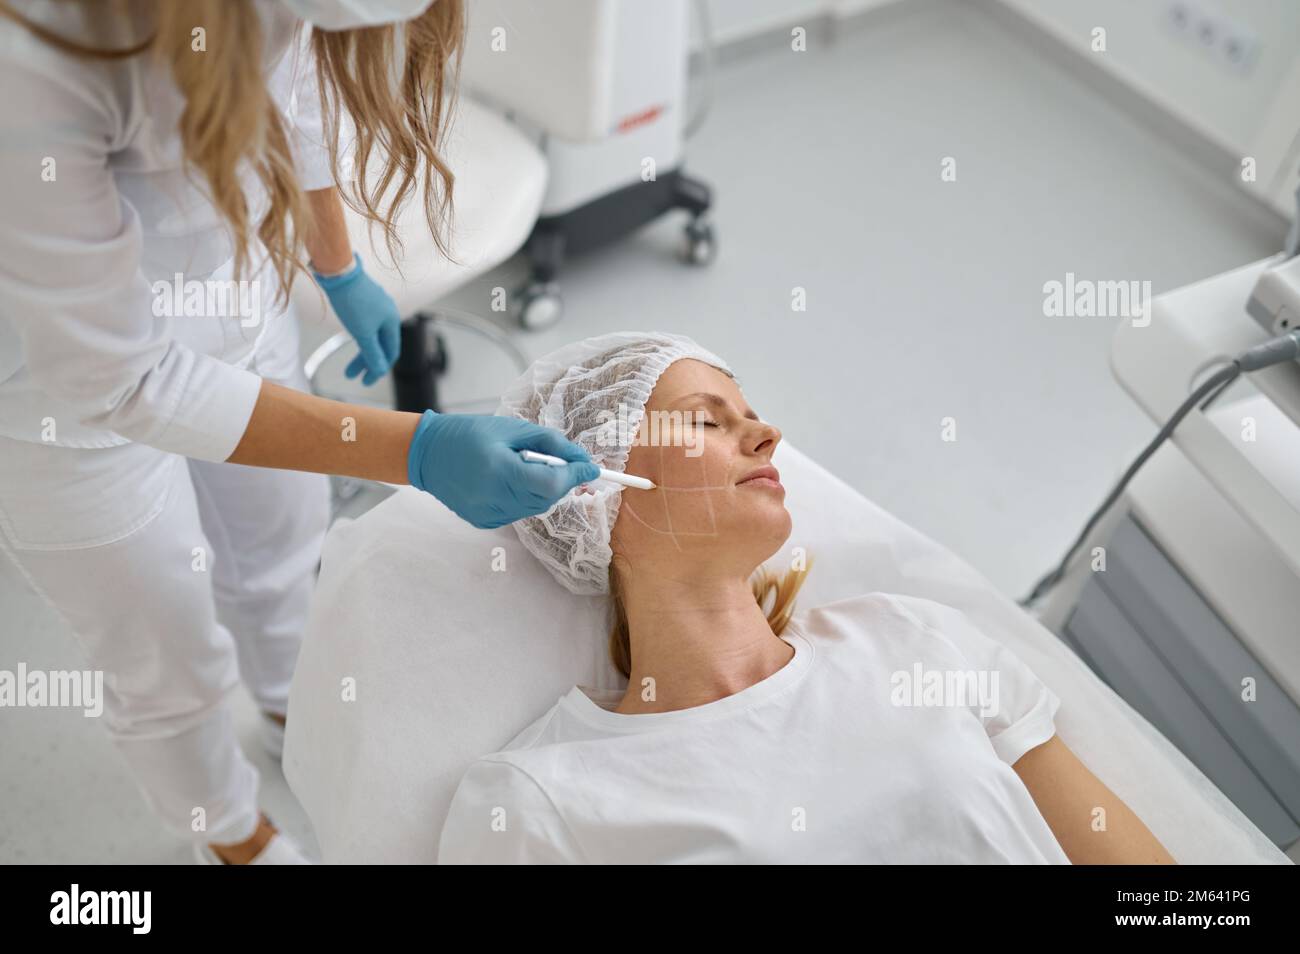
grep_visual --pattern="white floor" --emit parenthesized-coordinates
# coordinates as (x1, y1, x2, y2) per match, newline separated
(0, 0, 1287, 863)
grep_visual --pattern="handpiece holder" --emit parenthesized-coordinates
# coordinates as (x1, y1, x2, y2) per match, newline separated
(1247, 253, 1300, 343)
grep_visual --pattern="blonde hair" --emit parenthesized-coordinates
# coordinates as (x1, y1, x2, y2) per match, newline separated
(607, 558, 813, 680)
(1, 0, 464, 300)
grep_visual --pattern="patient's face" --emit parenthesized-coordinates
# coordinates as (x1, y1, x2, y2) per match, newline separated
(609, 360, 791, 577)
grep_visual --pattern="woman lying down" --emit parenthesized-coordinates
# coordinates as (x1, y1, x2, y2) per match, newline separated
(437, 332, 1174, 865)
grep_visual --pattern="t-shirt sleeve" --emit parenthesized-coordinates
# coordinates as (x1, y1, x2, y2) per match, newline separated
(886, 595, 1060, 766)
(437, 758, 583, 864)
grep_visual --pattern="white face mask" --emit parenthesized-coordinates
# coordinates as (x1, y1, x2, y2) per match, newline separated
(279, 0, 436, 30)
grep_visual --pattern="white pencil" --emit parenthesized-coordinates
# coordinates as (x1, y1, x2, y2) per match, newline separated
(519, 449, 657, 491)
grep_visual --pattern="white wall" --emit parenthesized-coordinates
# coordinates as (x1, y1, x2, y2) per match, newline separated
(685, 0, 1299, 214)
(698, 0, 821, 46)
(690, 0, 903, 48)
(992, 0, 1300, 212)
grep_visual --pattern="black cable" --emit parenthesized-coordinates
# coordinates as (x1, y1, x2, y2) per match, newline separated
(1022, 329, 1300, 608)
(1197, 368, 1238, 411)
(1019, 362, 1241, 607)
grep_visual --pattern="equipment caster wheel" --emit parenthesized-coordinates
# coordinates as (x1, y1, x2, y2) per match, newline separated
(681, 218, 716, 266)
(516, 281, 563, 330)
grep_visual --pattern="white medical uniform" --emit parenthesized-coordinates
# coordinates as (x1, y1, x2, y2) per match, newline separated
(438, 594, 1070, 864)
(0, 1, 334, 844)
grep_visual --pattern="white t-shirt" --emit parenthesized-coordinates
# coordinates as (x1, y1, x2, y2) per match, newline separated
(438, 592, 1069, 864)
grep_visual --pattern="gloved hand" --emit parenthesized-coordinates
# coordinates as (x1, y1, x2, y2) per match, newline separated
(312, 253, 401, 386)
(407, 410, 601, 529)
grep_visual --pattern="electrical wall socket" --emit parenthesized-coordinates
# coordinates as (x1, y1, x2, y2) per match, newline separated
(1164, 0, 1260, 75)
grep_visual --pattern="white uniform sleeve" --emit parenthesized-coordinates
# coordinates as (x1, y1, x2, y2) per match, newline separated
(887, 595, 1060, 766)
(269, 27, 350, 192)
(438, 758, 584, 864)
(0, 43, 261, 461)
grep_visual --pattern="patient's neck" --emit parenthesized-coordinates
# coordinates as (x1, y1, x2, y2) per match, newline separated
(615, 569, 794, 715)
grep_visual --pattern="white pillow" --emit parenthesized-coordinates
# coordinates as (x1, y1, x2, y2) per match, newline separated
(284, 442, 1287, 864)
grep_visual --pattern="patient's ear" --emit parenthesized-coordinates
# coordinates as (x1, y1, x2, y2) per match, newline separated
(608, 551, 635, 590)
(609, 515, 634, 559)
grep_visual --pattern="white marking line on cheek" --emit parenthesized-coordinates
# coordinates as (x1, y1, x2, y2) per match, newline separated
(619, 445, 724, 546)
(618, 501, 722, 538)
(698, 445, 721, 543)
(659, 446, 678, 550)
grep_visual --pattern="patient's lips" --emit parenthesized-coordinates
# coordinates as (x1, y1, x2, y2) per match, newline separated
(737, 464, 783, 492)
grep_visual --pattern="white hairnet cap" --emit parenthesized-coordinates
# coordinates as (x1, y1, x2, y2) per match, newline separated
(497, 332, 735, 596)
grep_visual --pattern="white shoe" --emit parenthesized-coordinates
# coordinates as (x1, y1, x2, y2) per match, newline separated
(194, 823, 312, 865)
(260, 712, 285, 760)
(245, 831, 312, 865)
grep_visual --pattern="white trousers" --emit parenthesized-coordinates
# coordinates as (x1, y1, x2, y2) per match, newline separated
(0, 318, 329, 845)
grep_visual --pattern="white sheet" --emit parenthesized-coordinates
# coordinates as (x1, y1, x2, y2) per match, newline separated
(284, 442, 1288, 864)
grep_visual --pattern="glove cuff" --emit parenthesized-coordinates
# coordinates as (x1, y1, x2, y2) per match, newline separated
(406, 409, 440, 492)
(311, 252, 363, 290)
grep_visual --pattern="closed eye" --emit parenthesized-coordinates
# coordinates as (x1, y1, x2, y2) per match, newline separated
(677, 392, 761, 423)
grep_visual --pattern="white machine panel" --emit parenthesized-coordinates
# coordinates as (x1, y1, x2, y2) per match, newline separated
(459, 0, 689, 146)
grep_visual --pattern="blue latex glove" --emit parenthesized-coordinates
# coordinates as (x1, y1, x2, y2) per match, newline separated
(407, 410, 601, 529)
(313, 253, 401, 386)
